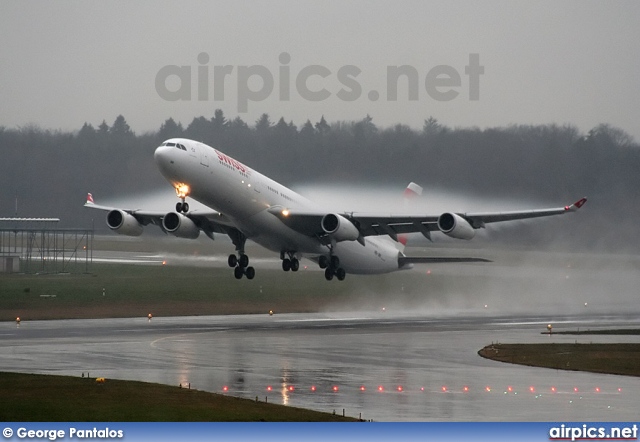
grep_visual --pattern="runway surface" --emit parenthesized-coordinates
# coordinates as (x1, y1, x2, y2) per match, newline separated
(2, 312, 639, 421)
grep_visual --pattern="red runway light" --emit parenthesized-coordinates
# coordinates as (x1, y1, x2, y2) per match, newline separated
(507, 386, 513, 392)
(378, 385, 384, 392)
(574, 387, 579, 393)
(551, 386, 557, 393)
(310, 385, 316, 392)
(332, 386, 339, 392)
(420, 387, 425, 392)
(397, 386, 403, 392)
(288, 386, 295, 392)
(222, 386, 228, 392)
(360, 386, 366, 391)
(441, 386, 447, 392)
(463, 386, 469, 392)
(595, 387, 600, 393)
(529, 386, 535, 393)
(618, 388, 622, 392)
(485, 386, 491, 392)
(266, 386, 272, 391)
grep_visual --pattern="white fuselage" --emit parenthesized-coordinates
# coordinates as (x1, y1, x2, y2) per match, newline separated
(154, 138, 404, 274)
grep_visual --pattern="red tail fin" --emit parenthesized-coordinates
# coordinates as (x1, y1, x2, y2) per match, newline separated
(399, 183, 423, 246)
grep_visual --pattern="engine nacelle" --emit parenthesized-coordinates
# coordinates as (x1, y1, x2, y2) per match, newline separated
(321, 213, 360, 242)
(106, 210, 143, 236)
(437, 213, 475, 240)
(162, 212, 200, 239)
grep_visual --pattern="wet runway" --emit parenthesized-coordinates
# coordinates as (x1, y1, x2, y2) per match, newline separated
(1, 312, 639, 421)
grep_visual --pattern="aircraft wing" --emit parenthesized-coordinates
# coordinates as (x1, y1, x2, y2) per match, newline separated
(84, 193, 233, 237)
(269, 197, 587, 241)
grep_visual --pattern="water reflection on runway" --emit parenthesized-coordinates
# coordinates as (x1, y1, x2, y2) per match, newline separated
(1, 313, 639, 421)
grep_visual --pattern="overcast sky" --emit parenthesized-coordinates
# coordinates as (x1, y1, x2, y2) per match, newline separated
(1, 1, 639, 140)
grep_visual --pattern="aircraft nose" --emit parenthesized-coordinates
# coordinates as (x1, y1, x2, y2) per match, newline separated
(154, 145, 170, 164)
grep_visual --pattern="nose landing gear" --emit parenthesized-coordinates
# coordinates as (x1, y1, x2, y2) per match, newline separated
(175, 184, 191, 213)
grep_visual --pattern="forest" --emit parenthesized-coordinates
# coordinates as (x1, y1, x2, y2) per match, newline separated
(0, 110, 637, 252)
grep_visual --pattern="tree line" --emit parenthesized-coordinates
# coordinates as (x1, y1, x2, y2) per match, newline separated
(0, 110, 637, 251)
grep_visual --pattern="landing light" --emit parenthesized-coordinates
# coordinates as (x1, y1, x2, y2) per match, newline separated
(175, 184, 190, 199)
(281, 209, 290, 217)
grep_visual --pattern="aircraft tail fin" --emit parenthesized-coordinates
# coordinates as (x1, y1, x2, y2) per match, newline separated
(398, 182, 423, 248)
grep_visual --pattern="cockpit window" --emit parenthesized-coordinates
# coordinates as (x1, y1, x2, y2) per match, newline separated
(177, 144, 187, 150)
(163, 142, 176, 147)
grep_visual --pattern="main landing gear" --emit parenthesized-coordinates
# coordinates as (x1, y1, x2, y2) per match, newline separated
(281, 251, 300, 272)
(226, 228, 254, 280)
(318, 255, 346, 281)
(228, 253, 255, 280)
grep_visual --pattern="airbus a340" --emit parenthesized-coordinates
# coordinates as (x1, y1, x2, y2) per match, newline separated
(86, 138, 586, 281)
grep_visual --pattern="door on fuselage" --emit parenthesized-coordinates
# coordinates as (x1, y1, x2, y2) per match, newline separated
(199, 143, 209, 167)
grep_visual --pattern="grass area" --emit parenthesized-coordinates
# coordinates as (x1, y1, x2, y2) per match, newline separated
(0, 262, 369, 320)
(0, 259, 480, 320)
(478, 343, 640, 377)
(0, 372, 358, 421)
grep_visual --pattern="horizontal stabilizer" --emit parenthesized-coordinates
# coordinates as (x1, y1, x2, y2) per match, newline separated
(399, 256, 492, 266)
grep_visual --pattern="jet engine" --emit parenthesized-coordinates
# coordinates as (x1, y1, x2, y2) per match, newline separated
(106, 210, 143, 236)
(437, 213, 475, 240)
(321, 213, 360, 242)
(162, 212, 200, 239)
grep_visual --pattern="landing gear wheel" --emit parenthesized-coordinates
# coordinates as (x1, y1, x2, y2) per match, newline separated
(239, 254, 249, 268)
(176, 202, 183, 213)
(182, 202, 189, 213)
(234, 266, 244, 279)
(290, 258, 300, 272)
(336, 268, 346, 281)
(245, 266, 255, 280)
(330, 256, 340, 269)
(318, 256, 329, 269)
(228, 254, 238, 268)
(324, 268, 334, 281)
(282, 258, 291, 272)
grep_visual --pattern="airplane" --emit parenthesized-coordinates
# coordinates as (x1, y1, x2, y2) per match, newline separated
(85, 138, 587, 281)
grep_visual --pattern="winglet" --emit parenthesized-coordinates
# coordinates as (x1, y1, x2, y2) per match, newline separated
(565, 197, 587, 212)
(86, 193, 95, 205)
